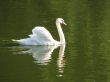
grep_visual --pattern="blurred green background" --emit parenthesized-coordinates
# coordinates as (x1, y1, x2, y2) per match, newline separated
(0, 0, 110, 82)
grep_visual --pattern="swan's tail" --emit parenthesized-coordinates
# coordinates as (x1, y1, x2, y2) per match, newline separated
(12, 39, 20, 43)
(12, 38, 30, 45)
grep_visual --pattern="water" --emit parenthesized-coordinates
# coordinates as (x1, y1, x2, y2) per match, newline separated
(0, 0, 110, 82)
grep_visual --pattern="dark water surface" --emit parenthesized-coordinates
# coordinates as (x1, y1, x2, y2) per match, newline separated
(0, 0, 110, 82)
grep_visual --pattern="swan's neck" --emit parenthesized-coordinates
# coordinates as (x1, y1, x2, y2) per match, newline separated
(56, 22, 65, 44)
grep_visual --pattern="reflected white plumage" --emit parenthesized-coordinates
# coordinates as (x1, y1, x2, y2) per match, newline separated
(12, 18, 66, 45)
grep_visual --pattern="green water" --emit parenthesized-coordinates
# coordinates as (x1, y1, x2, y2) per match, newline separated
(0, 0, 110, 82)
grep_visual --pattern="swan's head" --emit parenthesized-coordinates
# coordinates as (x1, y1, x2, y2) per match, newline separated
(56, 18, 67, 25)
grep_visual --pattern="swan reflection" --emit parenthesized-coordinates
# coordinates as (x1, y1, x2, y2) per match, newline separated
(14, 45, 59, 65)
(13, 45, 65, 66)
(12, 44, 66, 76)
(57, 45, 65, 77)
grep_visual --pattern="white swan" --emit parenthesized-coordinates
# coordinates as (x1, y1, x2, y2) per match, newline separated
(12, 18, 66, 45)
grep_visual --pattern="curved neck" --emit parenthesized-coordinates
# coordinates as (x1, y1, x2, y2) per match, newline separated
(56, 21, 65, 44)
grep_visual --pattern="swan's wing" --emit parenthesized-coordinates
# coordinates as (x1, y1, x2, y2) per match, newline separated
(31, 26, 54, 41)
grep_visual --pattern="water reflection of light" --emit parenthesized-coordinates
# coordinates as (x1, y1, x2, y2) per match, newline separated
(13, 45, 59, 65)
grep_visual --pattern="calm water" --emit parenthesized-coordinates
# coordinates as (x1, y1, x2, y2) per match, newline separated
(0, 0, 110, 82)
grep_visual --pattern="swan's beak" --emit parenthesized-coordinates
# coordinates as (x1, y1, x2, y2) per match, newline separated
(63, 22, 67, 25)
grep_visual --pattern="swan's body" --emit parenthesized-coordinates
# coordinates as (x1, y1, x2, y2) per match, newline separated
(12, 18, 66, 45)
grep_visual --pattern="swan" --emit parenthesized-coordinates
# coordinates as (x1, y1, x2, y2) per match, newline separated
(12, 18, 66, 45)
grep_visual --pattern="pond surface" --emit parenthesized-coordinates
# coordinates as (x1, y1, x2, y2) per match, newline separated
(0, 0, 110, 82)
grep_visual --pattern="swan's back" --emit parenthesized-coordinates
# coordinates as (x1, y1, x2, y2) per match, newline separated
(12, 26, 59, 45)
(13, 26, 56, 45)
(31, 27, 54, 42)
